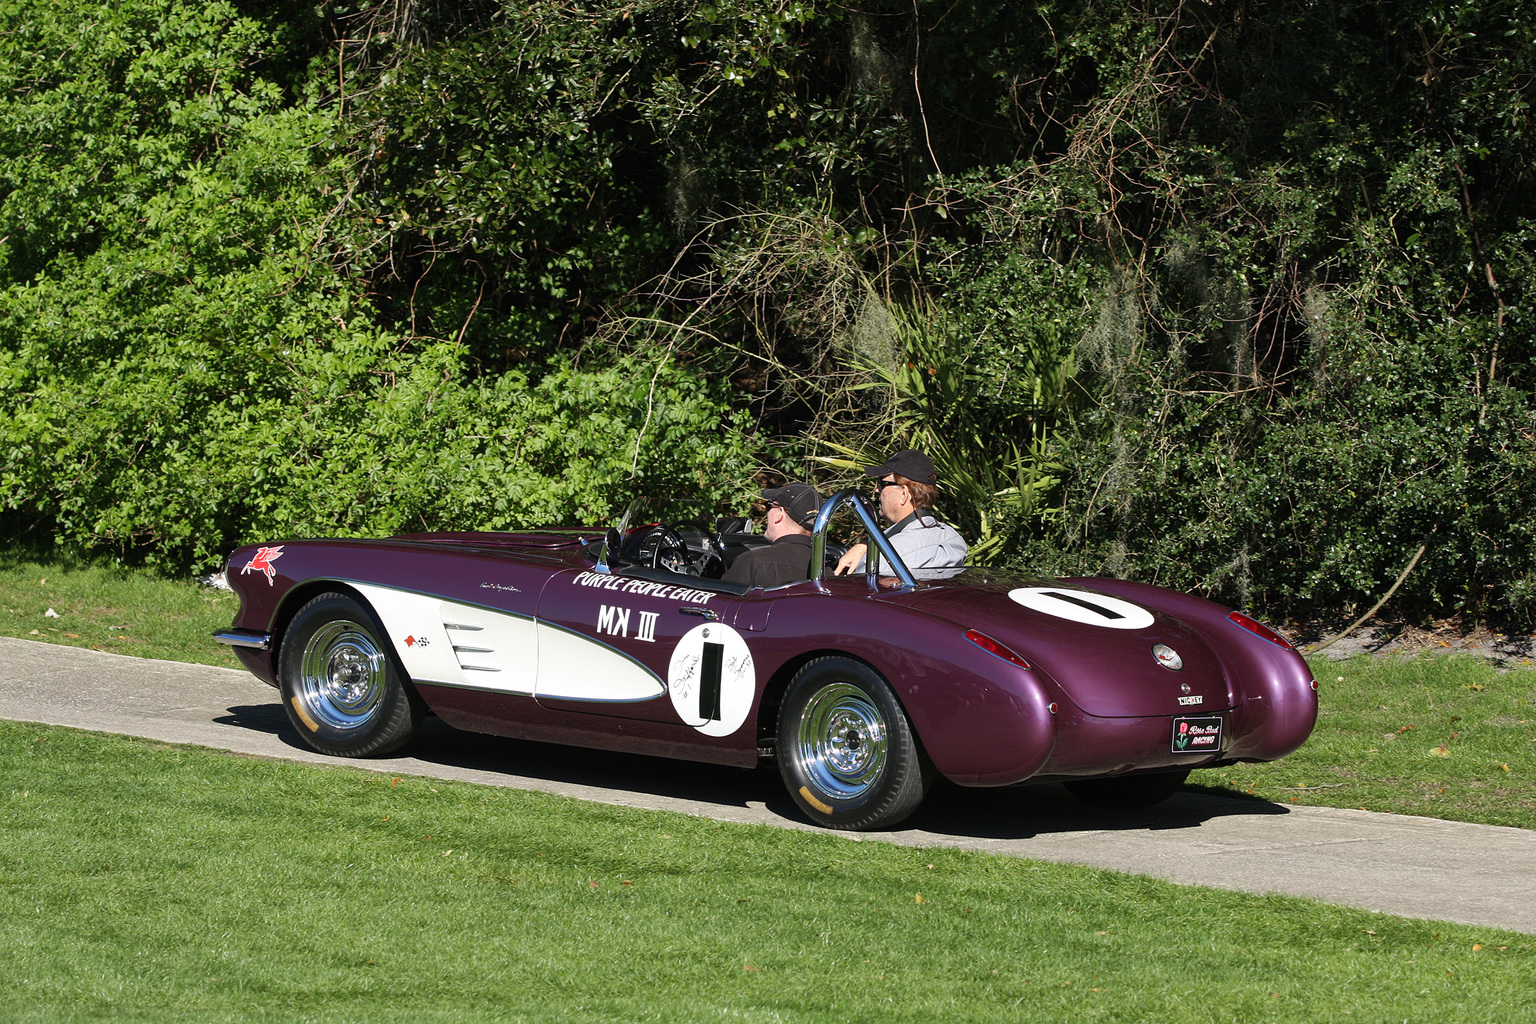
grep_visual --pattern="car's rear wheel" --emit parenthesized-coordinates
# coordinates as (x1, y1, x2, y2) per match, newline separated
(778, 657, 932, 830)
(1064, 769, 1190, 809)
(279, 592, 422, 757)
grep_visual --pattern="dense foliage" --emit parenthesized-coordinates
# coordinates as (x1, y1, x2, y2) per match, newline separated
(2, 0, 1532, 624)
(0, 1, 750, 568)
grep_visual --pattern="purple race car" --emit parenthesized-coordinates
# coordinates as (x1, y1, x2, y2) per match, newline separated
(216, 491, 1317, 830)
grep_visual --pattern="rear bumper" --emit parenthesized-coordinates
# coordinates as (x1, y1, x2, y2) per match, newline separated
(1038, 709, 1236, 778)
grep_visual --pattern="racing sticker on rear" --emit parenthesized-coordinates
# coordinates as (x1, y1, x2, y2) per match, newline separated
(667, 623, 754, 738)
(1172, 715, 1223, 754)
(1008, 587, 1155, 630)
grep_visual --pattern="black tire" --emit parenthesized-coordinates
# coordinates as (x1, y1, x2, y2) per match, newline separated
(1064, 769, 1190, 809)
(278, 592, 422, 757)
(777, 657, 932, 830)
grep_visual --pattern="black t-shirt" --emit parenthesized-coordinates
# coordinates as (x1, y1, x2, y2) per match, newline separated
(721, 534, 815, 588)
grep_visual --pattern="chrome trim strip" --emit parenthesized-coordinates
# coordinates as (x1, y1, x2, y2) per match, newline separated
(409, 676, 659, 703)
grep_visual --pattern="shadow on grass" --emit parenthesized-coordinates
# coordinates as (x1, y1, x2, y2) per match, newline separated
(219, 702, 1293, 841)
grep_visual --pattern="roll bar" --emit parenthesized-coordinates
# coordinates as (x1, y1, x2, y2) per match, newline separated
(810, 488, 917, 589)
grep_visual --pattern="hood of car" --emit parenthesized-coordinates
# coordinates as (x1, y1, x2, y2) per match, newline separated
(890, 578, 1233, 718)
(391, 530, 591, 551)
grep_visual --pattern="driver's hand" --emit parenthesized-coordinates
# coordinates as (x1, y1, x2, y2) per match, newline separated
(834, 543, 868, 575)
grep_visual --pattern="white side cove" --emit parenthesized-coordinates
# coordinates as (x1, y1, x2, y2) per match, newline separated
(352, 583, 664, 702)
(1007, 587, 1156, 630)
(536, 624, 667, 703)
(354, 582, 538, 694)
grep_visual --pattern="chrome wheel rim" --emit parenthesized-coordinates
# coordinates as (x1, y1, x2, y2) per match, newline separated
(794, 682, 889, 801)
(297, 619, 387, 731)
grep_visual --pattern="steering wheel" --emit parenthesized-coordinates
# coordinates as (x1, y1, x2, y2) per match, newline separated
(629, 524, 698, 575)
(821, 541, 848, 574)
(692, 525, 728, 578)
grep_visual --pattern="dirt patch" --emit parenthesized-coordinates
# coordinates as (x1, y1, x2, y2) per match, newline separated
(1288, 617, 1536, 668)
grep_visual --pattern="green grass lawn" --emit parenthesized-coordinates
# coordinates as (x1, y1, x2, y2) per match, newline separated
(2, 559, 1535, 1020)
(1, 721, 1531, 1023)
(1199, 653, 1536, 830)
(0, 554, 240, 668)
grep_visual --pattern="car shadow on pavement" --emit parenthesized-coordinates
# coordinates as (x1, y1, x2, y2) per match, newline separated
(893, 780, 1290, 842)
(224, 707, 790, 810)
(215, 703, 290, 735)
(219, 705, 1292, 841)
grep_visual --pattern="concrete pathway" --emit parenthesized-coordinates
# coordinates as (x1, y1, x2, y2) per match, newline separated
(3, 635, 1533, 935)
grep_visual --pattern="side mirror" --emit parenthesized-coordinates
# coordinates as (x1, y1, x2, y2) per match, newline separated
(597, 527, 624, 572)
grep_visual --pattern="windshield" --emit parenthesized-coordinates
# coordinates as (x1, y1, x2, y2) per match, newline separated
(587, 490, 962, 590)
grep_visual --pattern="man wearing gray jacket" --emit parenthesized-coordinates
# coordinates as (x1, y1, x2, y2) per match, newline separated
(833, 448, 967, 574)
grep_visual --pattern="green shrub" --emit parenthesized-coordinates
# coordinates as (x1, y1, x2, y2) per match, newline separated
(5, 0, 1536, 629)
(0, 0, 751, 569)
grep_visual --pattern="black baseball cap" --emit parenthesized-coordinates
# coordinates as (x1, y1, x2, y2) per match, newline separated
(863, 449, 938, 485)
(760, 482, 821, 528)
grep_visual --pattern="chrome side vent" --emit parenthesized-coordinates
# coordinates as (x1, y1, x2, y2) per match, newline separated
(446, 622, 499, 673)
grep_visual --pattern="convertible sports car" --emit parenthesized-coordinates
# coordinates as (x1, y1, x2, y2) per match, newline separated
(216, 491, 1317, 830)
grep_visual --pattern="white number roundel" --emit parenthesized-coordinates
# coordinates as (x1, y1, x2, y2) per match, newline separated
(1008, 587, 1155, 630)
(667, 623, 755, 737)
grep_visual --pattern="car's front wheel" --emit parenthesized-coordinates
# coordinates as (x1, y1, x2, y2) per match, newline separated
(778, 657, 932, 830)
(279, 592, 422, 757)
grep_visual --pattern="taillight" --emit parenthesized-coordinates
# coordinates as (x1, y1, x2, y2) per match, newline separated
(964, 629, 1032, 669)
(1228, 611, 1294, 649)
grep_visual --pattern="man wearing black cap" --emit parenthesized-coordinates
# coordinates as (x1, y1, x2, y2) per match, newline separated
(833, 448, 967, 574)
(722, 482, 823, 587)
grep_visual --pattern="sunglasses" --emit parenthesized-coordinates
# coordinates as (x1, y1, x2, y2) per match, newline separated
(875, 479, 904, 491)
